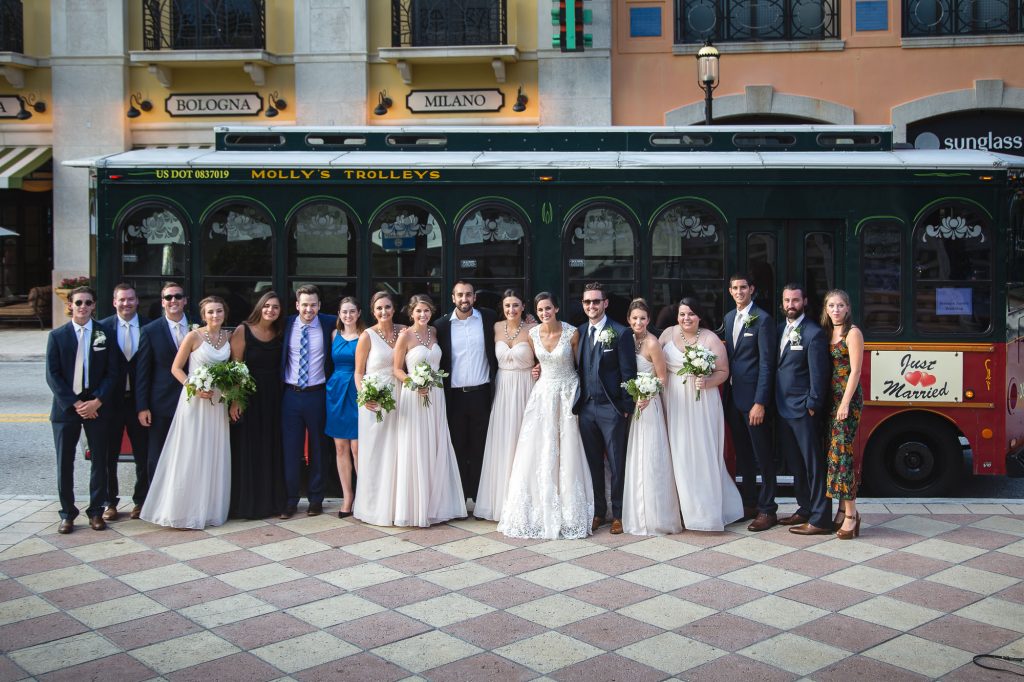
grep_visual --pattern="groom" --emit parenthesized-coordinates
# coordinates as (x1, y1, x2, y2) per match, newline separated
(573, 282, 637, 535)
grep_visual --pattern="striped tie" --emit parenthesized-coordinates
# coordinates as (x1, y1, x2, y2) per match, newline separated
(298, 324, 310, 388)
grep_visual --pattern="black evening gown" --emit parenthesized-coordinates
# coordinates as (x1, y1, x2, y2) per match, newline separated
(230, 325, 286, 518)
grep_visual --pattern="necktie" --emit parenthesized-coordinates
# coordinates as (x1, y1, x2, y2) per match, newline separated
(174, 321, 184, 348)
(298, 324, 310, 388)
(781, 323, 793, 357)
(732, 313, 744, 347)
(73, 326, 85, 395)
(123, 321, 134, 390)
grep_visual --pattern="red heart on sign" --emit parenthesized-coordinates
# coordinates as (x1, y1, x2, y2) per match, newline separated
(920, 372, 937, 387)
(905, 371, 922, 386)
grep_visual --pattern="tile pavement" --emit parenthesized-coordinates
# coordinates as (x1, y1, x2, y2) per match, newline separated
(1, 495, 1023, 681)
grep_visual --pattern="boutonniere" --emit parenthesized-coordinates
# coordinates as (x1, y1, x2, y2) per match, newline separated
(91, 329, 107, 349)
(743, 313, 759, 328)
(598, 327, 617, 349)
(788, 326, 802, 345)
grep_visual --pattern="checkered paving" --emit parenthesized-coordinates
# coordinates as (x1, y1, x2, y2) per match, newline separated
(1, 496, 1023, 681)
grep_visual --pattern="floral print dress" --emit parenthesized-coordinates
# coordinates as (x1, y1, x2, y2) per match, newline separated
(826, 336, 862, 500)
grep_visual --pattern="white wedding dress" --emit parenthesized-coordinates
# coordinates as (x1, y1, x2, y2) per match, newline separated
(141, 340, 231, 529)
(498, 323, 594, 539)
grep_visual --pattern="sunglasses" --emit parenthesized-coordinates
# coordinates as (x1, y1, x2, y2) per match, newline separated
(582, 298, 605, 305)
(162, 293, 185, 301)
(72, 300, 95, 307)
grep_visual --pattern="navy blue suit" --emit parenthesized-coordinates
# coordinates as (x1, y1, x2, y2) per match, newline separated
(280, 313, 337, 509)
(135, 317, 186, 481)
(723, 305, 778, 514)
(776, 317, 832, 527)
(574, 319, 637, 520)
(100, 314, 150, 508)
(46, 321, 120, 521)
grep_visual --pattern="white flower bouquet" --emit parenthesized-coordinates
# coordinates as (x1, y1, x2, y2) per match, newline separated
(185, 365, 215, 403)
(403, 361, 449, 407)
(357, 374, 397, 423)
(675, 345, 717, 401)
(621, 371, 665, 421)
(186, 361, 257, 409)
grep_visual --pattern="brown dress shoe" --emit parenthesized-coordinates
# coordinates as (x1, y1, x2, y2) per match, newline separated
(778, 513, 809, 526)
(89, 516, 107, 531)
(57, 519, 73, 534)
(610, 519, 624, 535)
(740, 506, 758, 521)
(789, 522, 833, 535)
(102, 506, 118, 522)
(747, 512, 777, 532)
(130, 505, 142, 520)
(592, 516, 604, 532)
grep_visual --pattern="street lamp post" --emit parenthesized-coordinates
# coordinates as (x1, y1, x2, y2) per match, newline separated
(696, 40, 720, 125)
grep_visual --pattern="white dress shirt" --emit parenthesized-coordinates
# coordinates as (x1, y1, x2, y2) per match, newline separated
(781, 313, 805, 354)
(588, 315, 608, 347)
(165, 315, 189, 348)
(732, 303, 753, 346)
(449, 308, 489, 388)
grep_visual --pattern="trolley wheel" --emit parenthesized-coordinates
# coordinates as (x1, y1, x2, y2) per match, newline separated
(864, 416, 963, 497)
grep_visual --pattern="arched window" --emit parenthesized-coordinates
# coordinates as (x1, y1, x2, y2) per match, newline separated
(455, 201, 530, 315)
(118, 201, 190, 320)
(912, 201, 992, 335)
(286, 200, 358, 313)
(369, 201, 444, 314)
(650, 200, 727, 332)
(200, 200, 274, 325)
(563, 202, 638, 325)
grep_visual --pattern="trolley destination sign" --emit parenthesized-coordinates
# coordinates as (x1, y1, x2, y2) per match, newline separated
(139, 168, 444, 181)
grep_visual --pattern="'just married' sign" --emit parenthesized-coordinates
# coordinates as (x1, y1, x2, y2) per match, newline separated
(870, 350, 963, 402)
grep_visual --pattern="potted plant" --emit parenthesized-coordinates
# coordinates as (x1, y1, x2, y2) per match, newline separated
(55, 276, 90, 316)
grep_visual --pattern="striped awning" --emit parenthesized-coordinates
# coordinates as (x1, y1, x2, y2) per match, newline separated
(0, 146, 52, 190)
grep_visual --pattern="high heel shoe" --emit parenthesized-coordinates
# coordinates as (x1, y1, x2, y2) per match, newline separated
(836, 513, 860, 540)
(338, 510, 353, 519)
(833, 509, 846, 528)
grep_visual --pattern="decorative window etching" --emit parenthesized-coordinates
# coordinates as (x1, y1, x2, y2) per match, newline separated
(571, 208, 632, 244)
(656, 208, 719, 241)
(210, 208, 272, 242)
(380, 212, 437, 239)
(295, 205, 351, 239)
(923, 214, 984, 242)
(123, 209, 185, 245)
(460, 210, 525, 244)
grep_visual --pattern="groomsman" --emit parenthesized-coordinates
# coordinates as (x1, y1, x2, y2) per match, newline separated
(573, 282, 637, 535)
(435, 281, 498, 504)
(723, 273, 778, 532)
(775, 284, 833, 534)
(46, 286, 120, 533)
(280, 285, 337, 518)
(136, 281, 189, 482)
(99, 284, 149, 520)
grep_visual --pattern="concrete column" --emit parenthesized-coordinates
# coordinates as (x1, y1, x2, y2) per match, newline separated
(537, 0, 612, 125)
(50, 0, 130, 325)
(294, 0, 369, 125)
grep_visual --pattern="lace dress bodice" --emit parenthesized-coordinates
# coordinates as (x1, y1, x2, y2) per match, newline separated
(531, 323, 578, 388)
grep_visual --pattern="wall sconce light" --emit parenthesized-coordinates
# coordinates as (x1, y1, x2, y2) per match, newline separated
(15, 93, 46, 120)
(373, 90, 393, 116)
(126, 93, 153, 119)
(512, 86, 528, 113)
(264, 91, 287, 117)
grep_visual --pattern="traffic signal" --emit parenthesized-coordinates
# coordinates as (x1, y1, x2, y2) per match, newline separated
(551, 1, 592, 52)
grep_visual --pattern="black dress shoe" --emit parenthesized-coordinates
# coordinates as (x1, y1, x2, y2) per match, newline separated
(89, 516, 107, 531)
(307, 502, 323, 516)
(57, 519, 73, 534)
(280, 507, 296, 520)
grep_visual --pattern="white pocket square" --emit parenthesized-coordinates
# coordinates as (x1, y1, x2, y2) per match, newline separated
(743, 332, 754, 337)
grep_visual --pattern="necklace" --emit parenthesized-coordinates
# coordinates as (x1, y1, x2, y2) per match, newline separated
(202, 328, 225, 349)
(412, 326, 432, 347)
(633, 330, 647, 354)
(504, 318, 524, 343)
(375, 324, 399, 347)
(679, 326, 699, 346)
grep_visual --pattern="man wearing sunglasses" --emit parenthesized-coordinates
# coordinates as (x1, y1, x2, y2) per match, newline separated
(136, 282, 189, 483)
(46, 286, 121, 533)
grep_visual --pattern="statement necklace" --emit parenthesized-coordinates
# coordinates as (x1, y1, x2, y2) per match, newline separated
(375, 324, 399, 348)
(679, 327, 700, 346)
(504, 319, 524, 343)
(202, 328, 225, 349)
(412, 326, 432, 347)
(633, 330, 647, 354)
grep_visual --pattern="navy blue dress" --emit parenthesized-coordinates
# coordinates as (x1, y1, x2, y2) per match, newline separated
(325, 333, 359, 439)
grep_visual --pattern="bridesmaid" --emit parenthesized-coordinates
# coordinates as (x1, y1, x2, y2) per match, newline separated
(821, 289, 864, 539)
(352, 292, 405, 526)
(474, 289, 537, 522)
(325, 297, 363, 518)
(622, 299, 682, 536)
(391, 294, 467, 526)
(229, 291, 286, 519)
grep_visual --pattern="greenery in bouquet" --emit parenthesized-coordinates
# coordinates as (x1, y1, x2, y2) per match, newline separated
(675, 345, 717, 401)
(403, 361, 449, 407)
(621, 371, 665, 421)
(185, 365, 215, 403)
(209, 360, 257, 410)
(356, 375, 397, 423)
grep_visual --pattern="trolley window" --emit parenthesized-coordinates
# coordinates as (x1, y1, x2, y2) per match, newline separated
(201, 200, 275, 325)
(287, 201, 359, 310)
(860, 220, 903, 335)
(117, 201, 190, 319)
(370, 201, 444, 308)
(455, 201, 530, 315)
(563, 203, 638, 325)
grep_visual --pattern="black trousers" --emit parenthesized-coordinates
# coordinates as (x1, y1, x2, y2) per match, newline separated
(779, 413, 832, 527)
(726, 401, 778, 514)
(445, 385, 492, 500)
(52, 417, 108, 521)
(147, 413, 174, 482)
(579, 400, 629, 520)
(105, 395, 150, 506)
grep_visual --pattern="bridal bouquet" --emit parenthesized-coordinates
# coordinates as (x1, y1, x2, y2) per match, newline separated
(403, 361, 449, 407)
(676, 345, 717, 401)
(186, 361, 257, 409)
(357, 375, 397, 423)
(185, 365, 216, 403)
(621, 372, 664, 421)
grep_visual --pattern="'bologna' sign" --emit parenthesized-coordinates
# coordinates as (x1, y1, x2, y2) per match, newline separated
(165, 93, 263, 117)
(406, 89, 504, 113)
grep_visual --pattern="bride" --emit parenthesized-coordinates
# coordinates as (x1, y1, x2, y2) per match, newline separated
(498, 292, 594, 539)
(141, 296, 233, 529)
